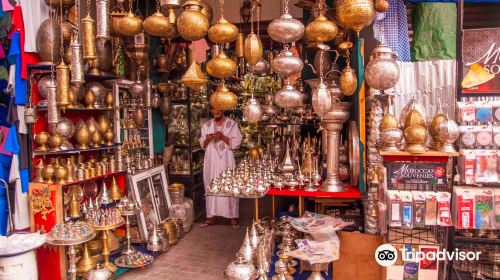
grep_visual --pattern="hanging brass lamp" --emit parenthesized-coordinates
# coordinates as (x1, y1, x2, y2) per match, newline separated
(338, 45, 357, 96)
(305, 14, 338, 44)
(177, 0, 209, 41)
(116, 1, 144, 37)
(144, 1, 175, 38)
(56, 60, 71, 108)
(336, 0, 375, 36)
(181, 60, 208, 91)
(210, 83, 238, 110)
(206, 50, 237, 79)
(244, 32, 263, 66)
(208, 0, 238, 44)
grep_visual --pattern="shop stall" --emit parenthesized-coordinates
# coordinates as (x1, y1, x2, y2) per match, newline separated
(0, 0, 499, 279)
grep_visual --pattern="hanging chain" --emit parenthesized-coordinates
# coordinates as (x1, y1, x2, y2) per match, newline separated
(87, 0, 91, 15)
(129, 0, 133, 12)
(219, 0, 224, 18)
(256, 5, 260, 36)
(49, 0, 55, 79)
(250, 6, 254, 33)
(284, 0, 289, 14)
(155, 0, 160, 12)
(59, 0, 64, 62)
(319, 49, 324, 83)
(345, 48, 351, 66)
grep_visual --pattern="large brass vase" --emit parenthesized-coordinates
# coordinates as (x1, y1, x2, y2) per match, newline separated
(339, 66, 358, 96)
(336, 0, 375, 35)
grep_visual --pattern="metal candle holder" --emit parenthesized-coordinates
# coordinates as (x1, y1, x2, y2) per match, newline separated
(46, 223, 96, 280)
(114, 198, 153, 268)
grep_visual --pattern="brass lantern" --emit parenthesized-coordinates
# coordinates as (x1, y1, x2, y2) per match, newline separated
(244, 32, 263, 66)
(305, 14, 338, 44)
(336, 0, 375, 36)
(208, 18, 238, 44)
(116, 4, 144, 37)
(177, 0, 209, 41)
(206, 50, 237, 79)
(181, 60, 208, 91)
(144, 7, 174, 38)
(210, 84, 238, 110)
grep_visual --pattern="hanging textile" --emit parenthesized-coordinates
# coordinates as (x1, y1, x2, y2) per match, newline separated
(10, 5, 39, 80)
(373, 0, 411, 61)
(19, 0, 49, 53)
(411, 2, 457, 61)
(392, 60, 457, 120)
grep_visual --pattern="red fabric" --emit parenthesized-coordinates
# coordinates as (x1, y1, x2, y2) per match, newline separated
(267, 185, 362, 199)
(10, 5, 39, 79)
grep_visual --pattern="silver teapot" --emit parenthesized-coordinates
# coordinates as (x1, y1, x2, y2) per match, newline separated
(225, 255, 257, 280)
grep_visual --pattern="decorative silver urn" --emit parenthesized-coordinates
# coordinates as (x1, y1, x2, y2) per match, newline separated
(271, 50, 304, 79)
(364, 44, 400, 91)
(438, 118, 459, 152)
(274, 84, 302, 109)
(243, 96, 263, 124)
(267, 8, 304, 43)
(321, 102, 351, 192)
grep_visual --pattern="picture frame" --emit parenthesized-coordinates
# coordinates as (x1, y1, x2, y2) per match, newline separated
(128, 165, 171, 242)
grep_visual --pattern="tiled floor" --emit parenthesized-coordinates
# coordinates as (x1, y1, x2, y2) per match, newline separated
(119, 224, 245, 280)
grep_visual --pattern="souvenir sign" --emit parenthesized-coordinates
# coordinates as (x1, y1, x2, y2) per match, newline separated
(462, 28, 500, 94)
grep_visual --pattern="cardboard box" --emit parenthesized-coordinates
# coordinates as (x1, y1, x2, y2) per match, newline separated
(333, 231, 383, 280)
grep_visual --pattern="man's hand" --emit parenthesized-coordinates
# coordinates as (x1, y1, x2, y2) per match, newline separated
(203, 134, 214, 148)
(213, 131, 223, 140)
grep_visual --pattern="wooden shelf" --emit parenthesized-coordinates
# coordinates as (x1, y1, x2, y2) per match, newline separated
(380, 151, 459, 157)
(60, 170, 126, 187)
(33, 144, 121, 156)
(37, 106, 113, 112)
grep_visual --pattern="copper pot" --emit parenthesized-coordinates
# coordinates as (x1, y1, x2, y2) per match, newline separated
(103, 130, 115, 146)
(48, 134, 64, 151)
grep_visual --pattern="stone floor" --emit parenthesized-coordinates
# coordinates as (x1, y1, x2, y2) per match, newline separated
(119, 224, 245, 280)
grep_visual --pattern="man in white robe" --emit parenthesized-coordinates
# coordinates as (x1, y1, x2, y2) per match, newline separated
(199, 108, 242, 228)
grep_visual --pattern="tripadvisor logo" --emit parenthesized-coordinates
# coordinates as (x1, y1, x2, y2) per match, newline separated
(374, 244, 481, 267)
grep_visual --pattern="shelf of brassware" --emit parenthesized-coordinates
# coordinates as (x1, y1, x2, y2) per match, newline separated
(36, 106, 114, 112)
(33, 143, 122, 156)
(380, 151, 459, 163)
(59, 170, 126, 187)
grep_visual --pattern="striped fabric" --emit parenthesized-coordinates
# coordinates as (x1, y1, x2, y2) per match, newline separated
(373, 0, 412, 62)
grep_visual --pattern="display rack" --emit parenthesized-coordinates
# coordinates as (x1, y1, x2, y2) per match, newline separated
(26, 64, 127, 280)
(167, 82, 209, 221)
(380, 152, 456, 280)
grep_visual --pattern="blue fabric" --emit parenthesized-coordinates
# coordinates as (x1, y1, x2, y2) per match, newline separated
(0, 2, 4, 18)
(0, 154, 11, 197)
(20, 168, 28, 193)
(0, 200, 7, 236)
(7, 32, 26, 106)
(4, 124, 19, 154)
(374, 0, 411, 61)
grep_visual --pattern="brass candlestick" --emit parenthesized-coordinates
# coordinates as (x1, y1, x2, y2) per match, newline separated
(94, 221, 124, 272)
